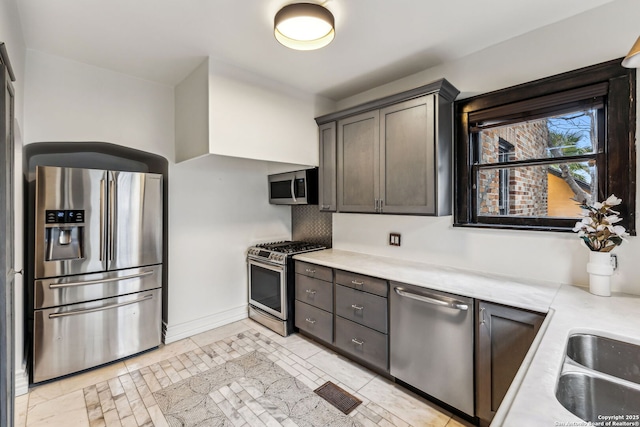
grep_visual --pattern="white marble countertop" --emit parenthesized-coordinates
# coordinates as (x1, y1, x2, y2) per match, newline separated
(293, 249, 640, 426)
(294, 249, 561, 313)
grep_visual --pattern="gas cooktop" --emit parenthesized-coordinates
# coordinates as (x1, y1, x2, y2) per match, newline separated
(247, 240, 326, 264)
(256, 241, 325, 253)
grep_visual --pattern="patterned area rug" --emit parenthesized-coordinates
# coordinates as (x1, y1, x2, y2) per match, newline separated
(153, 350, 362, 427)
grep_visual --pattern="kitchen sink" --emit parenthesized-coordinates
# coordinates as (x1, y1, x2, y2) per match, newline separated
(556, 333, 640, 422)
(566, 333, 640, 385)
(556, 372, 640, 422)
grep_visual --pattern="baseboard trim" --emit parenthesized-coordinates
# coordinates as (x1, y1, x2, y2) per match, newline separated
(163, 305, 248, 344)
(15, 366, 29, 396)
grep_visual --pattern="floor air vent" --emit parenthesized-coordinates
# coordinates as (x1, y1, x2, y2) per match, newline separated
(314, 381, 362, 414)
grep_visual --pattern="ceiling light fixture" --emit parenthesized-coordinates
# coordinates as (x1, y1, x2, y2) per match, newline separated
(622, 36, 640, 68)
(274, 3, 335, 51)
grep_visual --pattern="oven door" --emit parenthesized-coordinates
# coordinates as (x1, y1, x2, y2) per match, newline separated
(248, 258, 287, 320)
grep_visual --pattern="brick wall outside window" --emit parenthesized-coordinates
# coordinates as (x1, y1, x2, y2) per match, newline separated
(478, 121, 549, 216)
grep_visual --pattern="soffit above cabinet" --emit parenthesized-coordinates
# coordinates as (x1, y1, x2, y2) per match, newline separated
(175, 58, 327, 166)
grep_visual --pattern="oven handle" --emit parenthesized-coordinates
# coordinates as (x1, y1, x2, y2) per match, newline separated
(48, 294, 154, 319)
(247, 258, 286, 270)
(48, 270, 154, 289)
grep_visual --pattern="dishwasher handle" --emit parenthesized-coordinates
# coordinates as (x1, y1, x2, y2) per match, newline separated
(393, 287, 469, 311)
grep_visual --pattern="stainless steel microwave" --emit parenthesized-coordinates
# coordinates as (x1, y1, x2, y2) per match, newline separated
(268, 168, 318, 205)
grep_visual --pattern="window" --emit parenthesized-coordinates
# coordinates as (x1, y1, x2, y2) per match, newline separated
(454, 59, 636, 233)
(497, 138, 514, 215)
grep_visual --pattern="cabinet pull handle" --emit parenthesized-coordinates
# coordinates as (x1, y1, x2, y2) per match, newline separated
(351, 280, 364, 286)
(351, 338, 365, 346)
(305, 318, 316, 324)
(305, 268, 316, 274)
(480, 307, 486, 325)
(306, 289, 317, 295)
(321, 204, 330, 209)
(380, 199, 384, 212)
(351, 304, 364, 311)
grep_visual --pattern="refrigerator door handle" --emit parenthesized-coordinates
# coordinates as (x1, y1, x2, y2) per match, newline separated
(48, 270, 155, 289)
(99, 178, 105, 261)
(109, 174, 116, 261)
(48, 294, 154, 318)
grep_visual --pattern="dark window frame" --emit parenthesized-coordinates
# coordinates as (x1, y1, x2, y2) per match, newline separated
(454, 58, 636, 234)
(497, 138, 514, 215)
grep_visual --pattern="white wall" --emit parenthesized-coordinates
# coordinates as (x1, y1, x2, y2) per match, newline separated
(332, 0, 640, 295)
(23, 51, 291, 345)
(24, 50, 174, 158)
(175, 59, 209, 163)
(207, 58, 323, 166)
(1, 0, 28, 396)
(167, 154, 290, 339)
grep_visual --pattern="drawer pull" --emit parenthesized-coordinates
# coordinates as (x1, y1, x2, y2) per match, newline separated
(351, 338, 365, 346)
(49, 294, 153, 319)
(305, 289, 317, 295)
(351, 280, 364, 286)
(305, 318, 316, 324)
(351, 304, 364, 311)
(305, 268, 316, 274)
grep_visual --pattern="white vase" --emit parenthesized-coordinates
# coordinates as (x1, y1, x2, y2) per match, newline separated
(586, 251, 614, 296)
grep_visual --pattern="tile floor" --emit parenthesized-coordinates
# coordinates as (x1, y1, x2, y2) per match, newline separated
(14, 319, 474, 427)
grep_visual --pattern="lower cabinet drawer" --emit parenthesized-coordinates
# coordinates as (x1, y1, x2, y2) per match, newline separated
(295, 300, 333, 344)
(335, 316, 388, 371)
(335, 270, 388, 297)
(335, 284, 387, 333)
(295, 274, 333, 312)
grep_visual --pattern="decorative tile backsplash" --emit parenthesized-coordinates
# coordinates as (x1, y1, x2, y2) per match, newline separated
(292, 205, 332, 248)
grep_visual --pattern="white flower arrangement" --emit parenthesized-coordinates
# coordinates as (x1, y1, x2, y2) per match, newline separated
(573, 194, 628, 252)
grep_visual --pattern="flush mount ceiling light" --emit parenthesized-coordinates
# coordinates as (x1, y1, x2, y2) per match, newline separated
(622, 36, 640, 68)
(274, 3, 335, 51)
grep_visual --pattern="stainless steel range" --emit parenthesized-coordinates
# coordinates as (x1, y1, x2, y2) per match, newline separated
(247, 241, 325, 336)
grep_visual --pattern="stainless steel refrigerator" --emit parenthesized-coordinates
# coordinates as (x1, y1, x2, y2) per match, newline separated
(32, 165, 163, 383)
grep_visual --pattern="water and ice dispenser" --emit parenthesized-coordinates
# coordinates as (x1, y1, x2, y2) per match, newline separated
(44, 209, 85, 261)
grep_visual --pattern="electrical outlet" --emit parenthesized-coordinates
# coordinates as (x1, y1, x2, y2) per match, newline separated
(389, 232, 401, 246)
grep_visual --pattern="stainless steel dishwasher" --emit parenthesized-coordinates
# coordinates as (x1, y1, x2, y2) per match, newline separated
(390, 281, 474, 416)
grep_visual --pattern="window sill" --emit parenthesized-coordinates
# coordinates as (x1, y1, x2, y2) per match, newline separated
(452, 222, 574, 233)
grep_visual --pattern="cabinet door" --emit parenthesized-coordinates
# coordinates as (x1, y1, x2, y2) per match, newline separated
(318, 122, 337, 212)
(476, 301, 544, 426)
(380, 95, 436, 215)
(337, 111, 379, 213)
